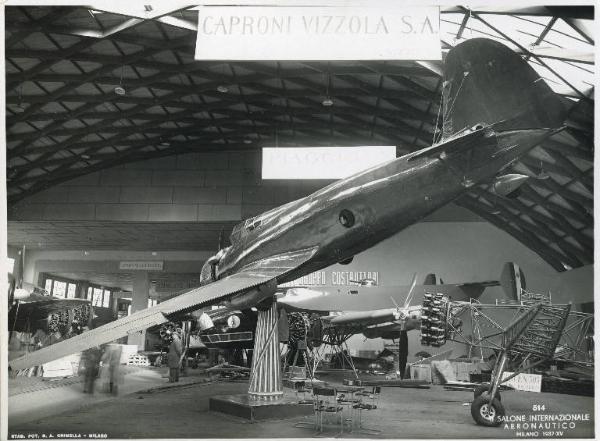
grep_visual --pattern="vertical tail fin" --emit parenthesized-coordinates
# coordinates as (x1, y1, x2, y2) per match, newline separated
(499, 262, 526, 302)
(423, 274, 437, 285)
(442, 38, 566, 140)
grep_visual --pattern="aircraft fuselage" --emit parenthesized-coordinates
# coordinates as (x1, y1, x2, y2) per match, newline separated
(215, 127, 551, 287)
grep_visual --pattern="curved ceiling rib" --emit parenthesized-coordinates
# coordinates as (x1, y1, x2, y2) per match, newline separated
(5, 5, 594, 271)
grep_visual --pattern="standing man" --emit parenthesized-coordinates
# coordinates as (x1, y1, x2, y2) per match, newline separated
(82, 346, 101, 393)
(167, 332, 182, 383)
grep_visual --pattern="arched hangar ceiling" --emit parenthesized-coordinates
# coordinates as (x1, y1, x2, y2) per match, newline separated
(5, 4, 594, 272)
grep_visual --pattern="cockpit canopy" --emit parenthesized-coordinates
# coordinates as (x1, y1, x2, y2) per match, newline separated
(229, 215, 264, 245)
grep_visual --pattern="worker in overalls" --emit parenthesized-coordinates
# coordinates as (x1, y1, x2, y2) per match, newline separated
(167, 332, 183, 383)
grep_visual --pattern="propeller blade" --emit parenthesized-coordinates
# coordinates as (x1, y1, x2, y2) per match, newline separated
(390, 296, 400, 310)
(398, 330, 409, 379)
(403, 272, 418, 309)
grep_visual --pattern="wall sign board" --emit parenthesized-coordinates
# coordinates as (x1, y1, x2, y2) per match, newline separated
(195, 6, 441, 60)
(119, 261, 164, 271)
(262, 146, 396, 179)
(280, 270, 379, 287)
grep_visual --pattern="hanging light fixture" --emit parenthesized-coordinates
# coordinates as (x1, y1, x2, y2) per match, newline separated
(114, 65, 126, 95)
(322, 97, 334, 107)
(217, 62, 229, 93)
(322, 65, 334, 107)
(14, 84, 25, 113)
(537, 161, 550, 180)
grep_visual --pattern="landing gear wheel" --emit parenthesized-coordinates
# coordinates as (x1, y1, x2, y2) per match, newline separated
(471, 395, 505, 427)
(474, 386, 501, 401)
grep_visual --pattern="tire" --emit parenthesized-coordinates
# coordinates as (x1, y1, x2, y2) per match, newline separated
(471, 395, 505, 427)
(474, 385, 501, 401)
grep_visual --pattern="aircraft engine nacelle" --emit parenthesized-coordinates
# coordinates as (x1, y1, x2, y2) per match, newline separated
(362, 328, 384, 339)
(197, 312, 214, 331)
(491, 173, 529, 198)
(362, 324, 400, 340)
(224, 279, 277, 311)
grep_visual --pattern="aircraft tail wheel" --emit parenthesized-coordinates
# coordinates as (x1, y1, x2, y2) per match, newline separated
(474, 385, 501, 401)
(471, 395, 505, 427)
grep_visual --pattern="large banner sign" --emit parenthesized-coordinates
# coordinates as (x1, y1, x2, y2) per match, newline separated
(195, 6, 441, 60)
(279, 270, 379, 287)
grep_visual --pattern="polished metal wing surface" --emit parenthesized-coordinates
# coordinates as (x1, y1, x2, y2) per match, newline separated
(14, 298, 90, 316)
(9, 247, 319, 371)
(326, 309, 398, 327)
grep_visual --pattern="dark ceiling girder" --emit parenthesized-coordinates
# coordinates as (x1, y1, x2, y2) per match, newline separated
(543, 138, 593, 162)
(533, 175, 593, 219)
(471, 186, 592, 263)
(10, 45, 173, 126)
(5, 7, 73, 48)
(546, 6, 595, 24)
(10, 92, 424, 161)
(9, 136, 331, 203)
(455, 10, 471, 40)
(10, 119, 409, 177)
(5, 6, 595, 272)
(442, 6, 593, 20)
(520, 183, 592, 227)
(325, 73, 437, 125)
(562, 17, 594, 46)
(7, 73, 425, 101)
(8, 53, 434, 151)
(456, 195, 566, 271)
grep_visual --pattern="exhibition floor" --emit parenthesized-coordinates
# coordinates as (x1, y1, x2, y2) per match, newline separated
(8, 370, 594, 439)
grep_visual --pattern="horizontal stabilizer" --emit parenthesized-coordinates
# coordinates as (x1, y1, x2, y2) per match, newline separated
(407, 125, 496, 162)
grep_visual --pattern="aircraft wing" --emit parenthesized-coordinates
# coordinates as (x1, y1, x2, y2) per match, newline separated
(456, 281, 500, 287)
(9, 273, 271, 371)
(9, 247, 318, 371)
(326, 308, 398, 328)
(13, 298, 90, 318)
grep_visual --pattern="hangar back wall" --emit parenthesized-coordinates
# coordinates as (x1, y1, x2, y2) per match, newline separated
(8, 150, 328, 223)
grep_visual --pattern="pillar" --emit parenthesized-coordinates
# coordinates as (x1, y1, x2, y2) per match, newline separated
(248, 300, 283, 400)
(127, 271, 149, 350)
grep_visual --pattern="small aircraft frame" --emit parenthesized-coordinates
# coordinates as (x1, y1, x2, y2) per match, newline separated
(421, 292, 575, 426)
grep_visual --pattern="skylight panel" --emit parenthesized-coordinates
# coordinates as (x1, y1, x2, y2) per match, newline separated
(543, 58, 595, 95)
(545, 19, 593, 52)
